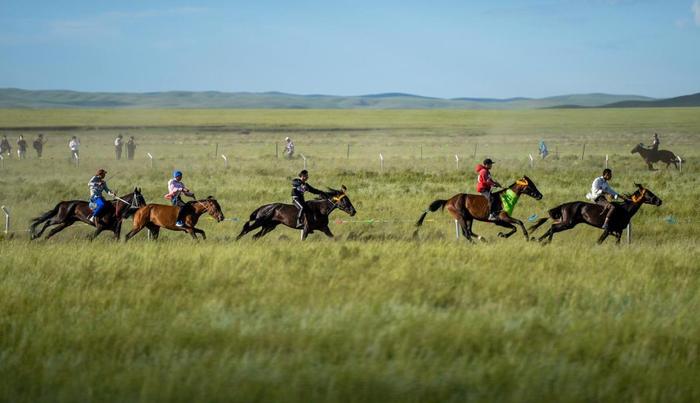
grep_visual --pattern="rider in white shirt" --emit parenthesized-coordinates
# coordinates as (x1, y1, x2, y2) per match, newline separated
(586, 168, 622, 230)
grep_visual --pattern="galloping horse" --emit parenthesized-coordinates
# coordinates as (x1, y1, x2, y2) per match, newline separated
(124, 197, 224, 241)
(528, 184, 662, 244)
(630, 143, 681, 170)
(29, 188, 146, 240)
(236, 186, 356, 240)
(415, 176, 543, 242)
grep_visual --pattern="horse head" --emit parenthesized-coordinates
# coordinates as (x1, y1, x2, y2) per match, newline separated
(629, 184, 662, 206)
(515, 176, 543, 200)
(631, 143, 644, 154)
(201, 196, 225, 222)
(326, 185, 356, 216)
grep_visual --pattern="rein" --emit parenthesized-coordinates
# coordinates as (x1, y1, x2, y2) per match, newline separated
(326, 194, 347, 212)
(631, 189, 646, 203)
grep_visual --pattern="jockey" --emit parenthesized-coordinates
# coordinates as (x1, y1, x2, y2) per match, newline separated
(586, 168, 622, 230)
(475, 158, 502, 221)
(651, 133, 660, 151)
(165, 170, 195, 227)
(291, 169, 323, 229)
(87, 169, 114, 223)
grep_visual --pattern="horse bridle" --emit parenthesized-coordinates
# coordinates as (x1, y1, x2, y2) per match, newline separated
(327, 194, 347, 212)
(631, 188, 647, 203)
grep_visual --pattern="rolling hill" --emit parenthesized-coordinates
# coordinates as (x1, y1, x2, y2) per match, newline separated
(0, 88, 668, 109)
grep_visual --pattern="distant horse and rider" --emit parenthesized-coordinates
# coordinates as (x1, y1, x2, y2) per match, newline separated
(630, 133, 682, 170)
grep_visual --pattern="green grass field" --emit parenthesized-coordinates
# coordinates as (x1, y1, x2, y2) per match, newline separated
(1, 108, 699, 402)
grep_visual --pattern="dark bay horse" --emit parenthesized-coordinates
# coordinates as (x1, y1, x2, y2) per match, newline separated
(29, 188, 146, 240)
(414, 176, 543, 242)
(124, 197, 224, 241)
(631, 143, 681, 170)
(237, 186, 356, 240)
(528, 184, 662, 244)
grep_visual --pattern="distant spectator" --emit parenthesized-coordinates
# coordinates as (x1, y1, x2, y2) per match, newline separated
(17, 135, 27, 159)
(33, 133, 47, 158)
(1, 135, 11, 157)
(114, 134, 124, 160)
(69, 136, 80, 160)
(539, 140, 549, 159)
(284, 136, 295, 159)
(126, 136, 136, 160)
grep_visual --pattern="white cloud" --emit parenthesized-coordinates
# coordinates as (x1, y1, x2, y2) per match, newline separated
(693, 0, 700, 25)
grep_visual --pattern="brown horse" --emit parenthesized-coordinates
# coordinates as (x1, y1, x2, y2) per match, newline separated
(415, 176, 543, 242)
(124, 197, 224, 241)
(29, 188, 146, 240)
(631, 143, 681, 170)
(236, 186, 356, 240)
(528, 184, 662, 244)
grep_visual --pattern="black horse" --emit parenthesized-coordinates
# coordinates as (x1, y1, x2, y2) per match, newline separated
(29, 188, 146, 240)
(631, 143, 681, 170)
(237, 186, 356, 240)
(528, 184, 662, 244)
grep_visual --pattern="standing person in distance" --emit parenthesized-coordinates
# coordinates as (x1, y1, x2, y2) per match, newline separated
(33, 133, 47, 158)
(1, 134, 11, 157)
(16, 135, 27, 159)
(114, 134, 124, 160)
(69, 136, 80, 160)
(126, 136, 136, 160)
(285, 137, 295, 159)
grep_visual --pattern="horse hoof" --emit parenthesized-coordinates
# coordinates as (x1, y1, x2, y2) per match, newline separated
(497, 232, 505, 237)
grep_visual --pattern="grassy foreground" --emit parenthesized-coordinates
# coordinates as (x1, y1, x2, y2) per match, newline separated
(1, 241, 699, 402)
(1, 108, 699, 402)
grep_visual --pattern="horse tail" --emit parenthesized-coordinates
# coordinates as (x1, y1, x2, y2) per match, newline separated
(29, 204, 60, 237)
(415, 199, 448, 227)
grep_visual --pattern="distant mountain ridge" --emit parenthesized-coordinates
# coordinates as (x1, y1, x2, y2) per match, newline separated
(1, 88, 694, 109)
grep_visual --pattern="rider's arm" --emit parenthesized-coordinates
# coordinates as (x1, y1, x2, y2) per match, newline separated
(305, 183, 323, 195)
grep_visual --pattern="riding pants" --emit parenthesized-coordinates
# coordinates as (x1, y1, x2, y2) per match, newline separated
(292, 196, 307, 227)
(91, 196, 106, 217)
(594, 195, 616, 223)
(172, 196, 193, 224)
(480, 190, 497, 215)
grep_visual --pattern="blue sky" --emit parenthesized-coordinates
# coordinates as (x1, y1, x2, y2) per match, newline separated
(1, 0, 699, 98)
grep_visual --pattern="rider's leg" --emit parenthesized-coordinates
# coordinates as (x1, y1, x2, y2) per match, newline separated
(293, 197, 305, 228)
(481, 190, 496, 220)
(90, 197, 105, 223)
(175, 199, 190, 227)
(595, 197, 614, 229)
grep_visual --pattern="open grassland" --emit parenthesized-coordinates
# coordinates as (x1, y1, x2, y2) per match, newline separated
(1, 108, 699, 402)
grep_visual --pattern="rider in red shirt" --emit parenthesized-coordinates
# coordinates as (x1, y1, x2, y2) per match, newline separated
(475, 158, 502, 220)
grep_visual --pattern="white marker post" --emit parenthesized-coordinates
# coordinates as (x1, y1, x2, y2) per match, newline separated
(146, 152, 154, 168)
(677, 155, 682, 173)
(0, 154, 4, 169)
(1, 206, 9, 235)
(605, 154, 609, 169)
(221, 154, 228, 168)
(454, 220, 460, 240)
(300, 154, 307, 170)
(626, 222, 632, 245)
(528, 154, 534, 168)
(379, 153, 384, 172)
(455, 154, 460, 170)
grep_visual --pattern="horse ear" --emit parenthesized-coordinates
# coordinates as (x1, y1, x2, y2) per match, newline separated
(635, 183, 643, 189)
(207, 195, 213, 199)
(133, 187, 138, 193)
(341, 185, 347, 192)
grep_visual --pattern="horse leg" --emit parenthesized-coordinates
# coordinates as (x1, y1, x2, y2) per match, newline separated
(45, 220, 75, 239)
(457, 217, 474, 243)
(320, 226, 334, 238)
(252, 223, 276, 240)
(33, 220, 54, 239)
(597, 230, 611, 244)
(236, 220, 263, 240)
(538, 222, 572, 244)
(90, 226, 106, 241)
(193, 228, 206, 240)
(145, 223, 160, 240)
(124, 222, 147, 242)
(113, 221, 122, 240)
